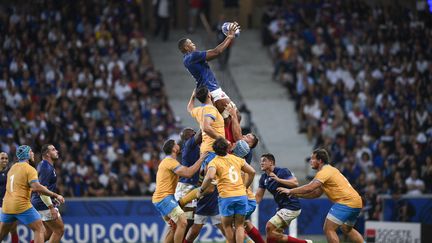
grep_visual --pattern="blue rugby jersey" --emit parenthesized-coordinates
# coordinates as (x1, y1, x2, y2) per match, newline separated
(183, 51, 220, 92)
(259, 167, 301, 211)
(31, 160, 57, 210)
(179, 136, 200, 185)
(0, 166, 10, 207)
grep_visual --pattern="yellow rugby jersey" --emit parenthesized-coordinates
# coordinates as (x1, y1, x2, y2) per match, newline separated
(152, 157, 181, 203)
(208, 154, 247, 198)
(314, 165, 362, 208)
(3, 162, 39, 214)
(190, 105, 225, 154)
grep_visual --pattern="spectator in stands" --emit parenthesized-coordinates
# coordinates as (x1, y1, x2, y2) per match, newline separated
(0, 0, 177, 197)
(405, 169, 425, 195)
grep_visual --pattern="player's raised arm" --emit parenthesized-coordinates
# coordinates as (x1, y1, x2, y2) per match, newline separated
(174, 152, 207, 178)
(187, 89, 196, 114)
(226, 105, 242, 141)
(206, 22, 240, 61)
(202, 115, 222, 139)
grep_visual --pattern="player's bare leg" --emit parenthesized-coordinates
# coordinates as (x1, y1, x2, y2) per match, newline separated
(215, 223, 226, 237)
(266, 221, 287, 242)
(234, 214, 246, 243)
(266, 220, 311, 243)
(44, 217, 65, 243)
(221, 216, 235, 243)
(164, 226, 175, 243)
(44, 224, 52, 241)
(173, 214, 188, 243)
(323, 218, 340, 243)
(184, 223, 203, 242)
(27, 220, 47, 243)
(340, 224, 363, 243)
(9, 221, 19, 243)
(0, 222, 15, 240)
(164, 216, 175, 243)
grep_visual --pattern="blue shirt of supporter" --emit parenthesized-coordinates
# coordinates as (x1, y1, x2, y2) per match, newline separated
(183, 51, 219, 92)
(179, 136, 200, 185)
(0, 166, 9, 207)
(31, 160, 57, 210)
(259, 167, 301, 211)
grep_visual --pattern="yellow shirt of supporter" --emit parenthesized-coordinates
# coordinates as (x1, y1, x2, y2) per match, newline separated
(190, 105, 225, 154)
(208, 154, 247, 198)
(3, 162, 39, 214)
(152, 157, 181, 203)
(314, 165, 362, 208)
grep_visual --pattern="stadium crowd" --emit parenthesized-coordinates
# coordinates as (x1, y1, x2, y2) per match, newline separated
(0, 1, 177, 197)
(262, 1, 432, 220)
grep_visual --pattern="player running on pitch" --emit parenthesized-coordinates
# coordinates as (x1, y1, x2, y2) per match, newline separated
(277, 149, 363, 243)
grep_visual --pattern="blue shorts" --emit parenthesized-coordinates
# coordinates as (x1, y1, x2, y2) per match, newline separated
(153, 195, 179, 217)
(245, 199, 257, 220)
(327, 203, 361, 226)
(218, 195, 247, 217)
(0, 207, 41, 225)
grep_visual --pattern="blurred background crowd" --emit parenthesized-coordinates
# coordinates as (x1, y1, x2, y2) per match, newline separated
(0, 1, 179, 197)
(261, 0, 431, 220)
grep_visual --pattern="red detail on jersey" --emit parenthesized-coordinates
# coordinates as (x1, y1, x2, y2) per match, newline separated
(224, 121, 235, 144)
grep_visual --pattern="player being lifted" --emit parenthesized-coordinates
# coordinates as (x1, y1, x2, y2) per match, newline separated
(178, 21, 240, 142)
(277, 149, 364, 243)
(0, 145, 65, 243)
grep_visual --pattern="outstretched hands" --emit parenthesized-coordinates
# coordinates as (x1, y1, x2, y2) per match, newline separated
(227, 22, 240, 38)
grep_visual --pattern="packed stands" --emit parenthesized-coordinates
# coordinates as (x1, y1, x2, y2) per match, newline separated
(0, 1, 177, 196)
(262, 0, 432, 220)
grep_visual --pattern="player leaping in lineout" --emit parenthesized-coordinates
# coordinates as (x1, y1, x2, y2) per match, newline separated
(177, 21, 240, 143)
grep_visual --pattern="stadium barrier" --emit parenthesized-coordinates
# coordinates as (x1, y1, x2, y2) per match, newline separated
(7, 197, 334, 242)
(6, 195, 432, 242)
(381, 194, 432, 224)
(364, 221, 421, 243)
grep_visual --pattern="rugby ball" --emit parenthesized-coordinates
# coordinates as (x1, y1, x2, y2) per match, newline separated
(222, 22, 240, 37)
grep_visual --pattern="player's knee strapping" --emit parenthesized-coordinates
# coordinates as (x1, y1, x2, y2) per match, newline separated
(179, 188, 200, 207)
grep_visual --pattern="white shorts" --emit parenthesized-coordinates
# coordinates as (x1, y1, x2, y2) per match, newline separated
(210, 88, 230, 102)
(38, 208, 61, 222)
(269, 208, 301, 229)
(194, 214, 221, 225)
(164, 206, 185, 224)
(174, 182, 197, 208)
